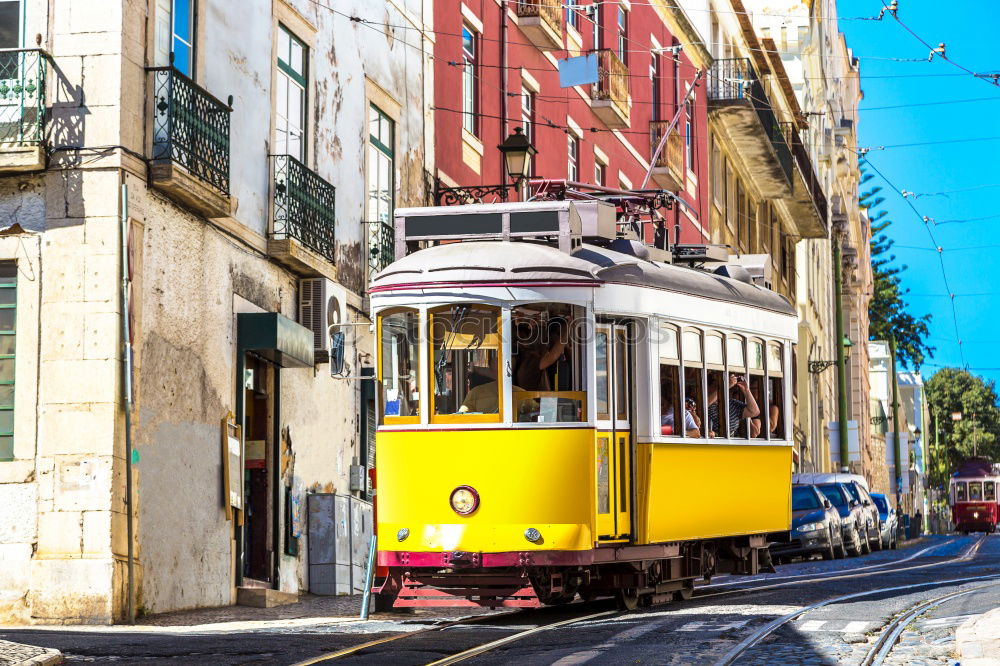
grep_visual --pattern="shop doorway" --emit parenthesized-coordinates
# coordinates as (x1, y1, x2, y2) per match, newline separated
(243, 353, 277, 586)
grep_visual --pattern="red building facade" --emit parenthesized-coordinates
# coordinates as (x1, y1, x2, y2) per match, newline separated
(433, 0, 711, 243)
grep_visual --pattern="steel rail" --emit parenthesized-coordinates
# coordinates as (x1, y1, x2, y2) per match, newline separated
(697, 536, 980, 600)
(712, 536, 990, 666)
(862, 580, 1000, 666)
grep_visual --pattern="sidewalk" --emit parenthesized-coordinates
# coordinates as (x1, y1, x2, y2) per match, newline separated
(957, 607, 1000, 665)
(0, 639, 61, 666)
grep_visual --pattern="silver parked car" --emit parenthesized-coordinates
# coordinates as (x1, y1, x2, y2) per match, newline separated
(870, 492, 898, 549)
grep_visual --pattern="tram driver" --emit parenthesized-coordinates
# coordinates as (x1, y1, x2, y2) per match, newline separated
(707, 373, 760, 438)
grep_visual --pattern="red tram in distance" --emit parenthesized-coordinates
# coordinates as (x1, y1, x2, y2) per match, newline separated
(949, 458, 1000, 533)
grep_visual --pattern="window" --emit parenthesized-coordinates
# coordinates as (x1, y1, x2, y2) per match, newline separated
(616, 5, 628, 65)
(595, 161, 606, 186)
(462, 25, 479, 136)
(565, 4, 579, 30)
(171, 0, 195, 76)
(659, 325, 690, 437)
(727, 336, 750, 439)
(969, 482, 983, 501)
(986, 481, 996, 502)
(368, 105, 394, 225)
(792, 486, 822, 511)
(431, 305, 501, 422)
(276, 25, 307, 161)
(748, 338, 766, 439)
(710, 136, 722, 209)
(512, 304, 586, 423)
(819, 484, 848, 507)
(767, 341, 785, 439)
(955, 482, 967, 502)
(596, 327, 610, 421)
(591, 1, 602, 50)
(521, 88, 535, 176)
(0, 1, 19, 48)
(567, 134, 579, 181)
(0, 263, 13, 460)
(682, 329, 705, 437)
(705, 333, 730, 438)
(685, 100, 694, 170)
(378, 309, 420, 424)
(650, 54, 661, 121)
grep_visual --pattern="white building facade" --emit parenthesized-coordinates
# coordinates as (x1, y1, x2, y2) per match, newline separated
(0, 0, 431, 623)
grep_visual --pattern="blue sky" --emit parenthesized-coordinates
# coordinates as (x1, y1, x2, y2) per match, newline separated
(837, 0, 1000, 383)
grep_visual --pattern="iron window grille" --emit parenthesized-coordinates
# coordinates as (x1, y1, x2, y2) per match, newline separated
(271, 154, 336, 263)
(148, 66, 232, 194)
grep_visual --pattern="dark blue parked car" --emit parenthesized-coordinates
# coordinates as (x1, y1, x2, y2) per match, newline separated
(770, 485, 846, 562)
(870, 492, 898, 549)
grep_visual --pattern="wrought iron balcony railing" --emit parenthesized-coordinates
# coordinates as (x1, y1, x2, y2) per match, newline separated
(271, 154, 336, 263)
(708, 58, 792, 185)
(0, 49, 49, 145)
(367, 220, 395, 279)
(514, 0, 562, 28)
(591, 49, 630, 118)
(148, 66, 231, 194)
(649, 120, 684, 173)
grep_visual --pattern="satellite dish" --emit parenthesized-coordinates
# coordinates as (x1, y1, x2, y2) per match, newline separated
(329, 330, 346, 376)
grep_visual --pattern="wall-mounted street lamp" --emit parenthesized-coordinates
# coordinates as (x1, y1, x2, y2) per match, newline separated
(808, 336, 853, 374)
(498, 126, 537, 184)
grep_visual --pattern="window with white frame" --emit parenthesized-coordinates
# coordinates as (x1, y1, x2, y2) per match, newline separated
(462, 24, 479, 136)
(567, 134, 579, 181)
(565, 3, 579, 30)
(275, 25, 307, 161)
(591, 1, 602, 49)
(685, 99, 694, 170)
(616, 5, 628, 64)
(521, 87, 535, 176)
(650, 53, 661, 121)
(368, 105, 395, 277)
(595, 160, 606, 186)
(0, 1, 19, 48)
(0, 262, 15, 460)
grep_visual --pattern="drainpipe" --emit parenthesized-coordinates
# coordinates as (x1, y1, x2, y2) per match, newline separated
(500, 0, 508, 180)
(832, 238, 849, 472)
(890, 337, 902, 509)
(120, 182, 136, 624)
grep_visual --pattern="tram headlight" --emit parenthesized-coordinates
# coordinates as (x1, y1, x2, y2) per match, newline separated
(973, 511, 980, 519)
(450, 486, 480, 515)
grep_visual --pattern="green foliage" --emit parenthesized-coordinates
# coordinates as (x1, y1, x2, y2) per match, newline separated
(925, 368, 1000, 490)
(860, 173, 934, 368)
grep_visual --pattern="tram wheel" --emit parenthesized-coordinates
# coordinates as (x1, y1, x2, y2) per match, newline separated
(673, 582, 694, 601)
(615, 588, 640, 611)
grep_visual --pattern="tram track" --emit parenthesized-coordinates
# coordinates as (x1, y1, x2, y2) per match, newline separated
(294, 536, 985, 665)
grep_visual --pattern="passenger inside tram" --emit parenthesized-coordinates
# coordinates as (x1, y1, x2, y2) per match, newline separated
(684, 367, 705, 437)
(511, 304, 586, 423)
(660, 369, 700, 437)
(768, 376, 784, 438)
(707, 373, 760, 438)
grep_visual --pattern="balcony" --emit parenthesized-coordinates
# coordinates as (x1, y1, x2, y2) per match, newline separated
(649, 121, 685, 191)
(0, 49, 50, 172)
(268, 154, 337, 277)
(514, 0, 563, 50)
(591, 49, 630, 128)
(367, 220, 395, 280)
(148, 66, 232, 218)
(707, 58, 792, 200)
(781, 122, 828, 238)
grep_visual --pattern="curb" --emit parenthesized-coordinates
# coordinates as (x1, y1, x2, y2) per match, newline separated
(956, 607, 1000, 666)
(0, 639, 62, 666)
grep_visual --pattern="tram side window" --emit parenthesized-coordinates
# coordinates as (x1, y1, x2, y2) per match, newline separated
(767, 341, 785, 439)
(431, 305, 502, 420)
(969, 482, 983, 501)
(986, 482, 996, 502)
(727, 336, 750, 439)
(956, 482, 967, 502)
(682, 330, 706, 438)
(512, 303, 586, 423)
(379, 309, 421, 423)
(748, 339, 766, 438)
(659, 324, 694, 436)
(705, 333, 729, 438)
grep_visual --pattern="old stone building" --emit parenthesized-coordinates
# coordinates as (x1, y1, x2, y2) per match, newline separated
(0, 0, 429, 623)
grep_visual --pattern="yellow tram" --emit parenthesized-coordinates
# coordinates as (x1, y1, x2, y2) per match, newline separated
(370, 201, 797, 609)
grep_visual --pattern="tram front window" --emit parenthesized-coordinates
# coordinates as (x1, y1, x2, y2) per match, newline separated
(430, 305, 502, 421)
(986, 482, 996, 502)
(956, 482, 967, 502)
(969, 482, 983, 501)
(512, 303, 586, 423)
(379, 308, 420, 424)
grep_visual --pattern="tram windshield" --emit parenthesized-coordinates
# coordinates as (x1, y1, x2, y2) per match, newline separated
(955, 482, 967, 502)
(969, 481, 983, 501)
(431, 305, 502, 421)
(986, 482, 996, 502)
(511, 303, 586, 423)
(379, 309, 420, 424)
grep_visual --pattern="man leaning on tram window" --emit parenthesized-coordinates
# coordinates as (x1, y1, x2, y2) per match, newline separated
(707, 373, 760, 438)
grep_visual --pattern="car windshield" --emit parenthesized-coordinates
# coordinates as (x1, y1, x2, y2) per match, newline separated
(843, 483, 862, 502)
(872, 496, 889, 513)
(792, 487, 822, 510)
(819, 484, 848, 507)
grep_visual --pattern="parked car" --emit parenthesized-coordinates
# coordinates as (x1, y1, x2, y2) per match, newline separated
(870, 492, 898, 549)
(815, 482, 870, 556)
(771, 485, 846, 562)
(794, 472, 881, 552)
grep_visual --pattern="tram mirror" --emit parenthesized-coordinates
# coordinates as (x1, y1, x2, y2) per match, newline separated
(329, 330, 346, 375)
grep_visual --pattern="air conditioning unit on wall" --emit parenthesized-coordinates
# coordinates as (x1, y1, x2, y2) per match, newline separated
(298, 278, 348, 359)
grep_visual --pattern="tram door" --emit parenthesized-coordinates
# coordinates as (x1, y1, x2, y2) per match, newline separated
(595, 323, 632, 542)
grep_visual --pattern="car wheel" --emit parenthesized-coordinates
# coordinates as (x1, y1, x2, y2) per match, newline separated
(859, 525, 871, 555)
(848, 528, 861, 556)
(821, 528, 836, 560)
(835, 534, 848, 559)
(871, 526, 883, 551)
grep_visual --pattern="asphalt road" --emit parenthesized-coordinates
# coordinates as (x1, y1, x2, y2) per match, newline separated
(2, 534, 997, 665)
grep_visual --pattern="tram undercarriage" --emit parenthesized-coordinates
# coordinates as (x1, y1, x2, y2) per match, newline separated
(374, 535, 771, 610)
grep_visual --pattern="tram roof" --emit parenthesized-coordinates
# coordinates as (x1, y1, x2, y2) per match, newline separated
(372, 241, 795, 316)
